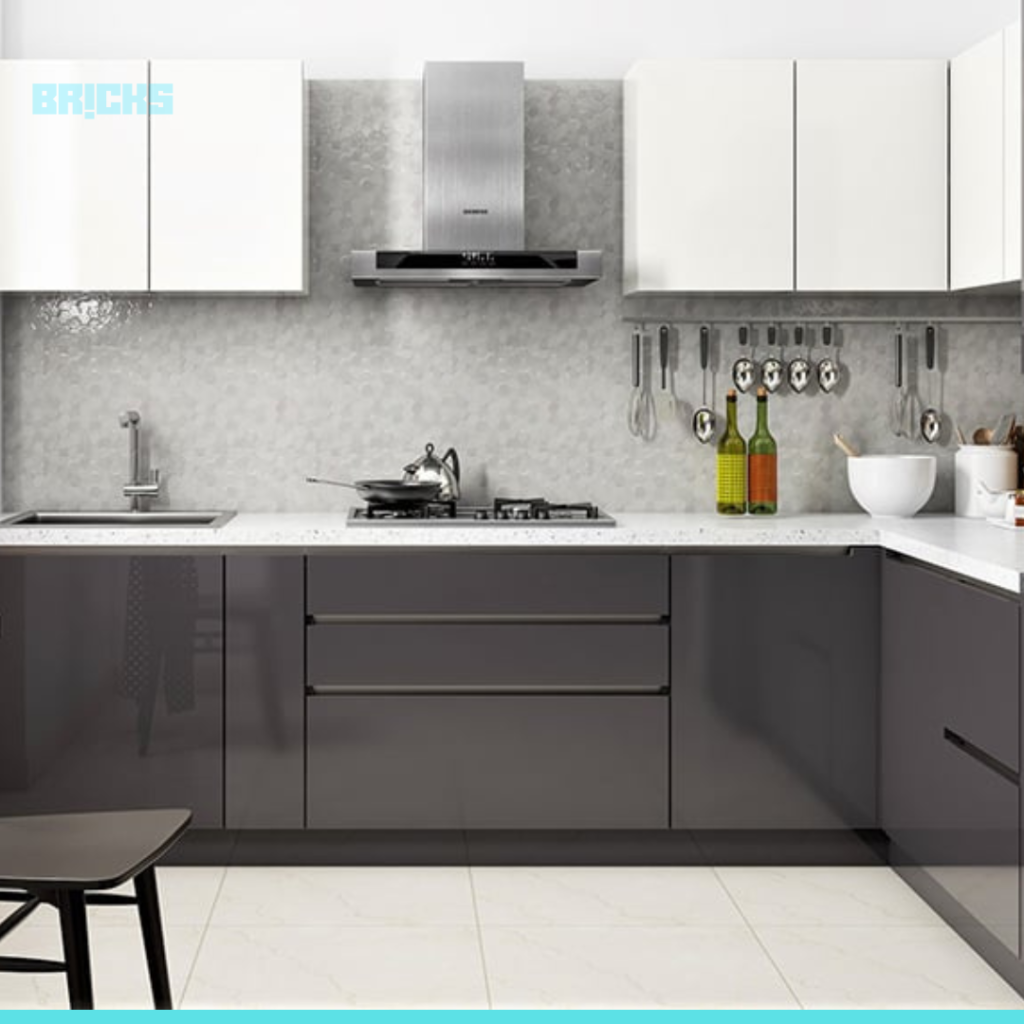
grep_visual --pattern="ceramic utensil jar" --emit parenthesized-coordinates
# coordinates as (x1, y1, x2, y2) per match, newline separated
(954, 445, 1018, 517)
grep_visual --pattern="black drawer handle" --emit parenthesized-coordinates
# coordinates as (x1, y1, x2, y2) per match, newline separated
(308, 683, 669, 697)
(943, 728, 1019, 786)
(307, 614, 667, 625)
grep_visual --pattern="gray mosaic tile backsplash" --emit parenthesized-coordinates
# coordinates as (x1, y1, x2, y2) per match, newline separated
(2, 81, 1021, 514)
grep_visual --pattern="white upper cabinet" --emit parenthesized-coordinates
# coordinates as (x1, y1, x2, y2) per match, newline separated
(795, 60, 948, 292)
(951, 33, 1004, 289)
(624, 60, 794, 294)
(0, 60, 149, 291)
(950, 23, 1021, 290)
(150, 60, 306, 292)
(1004, 22, 1021, 282)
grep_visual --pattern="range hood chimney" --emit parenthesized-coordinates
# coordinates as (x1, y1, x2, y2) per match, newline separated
(350, 62, 602, 288)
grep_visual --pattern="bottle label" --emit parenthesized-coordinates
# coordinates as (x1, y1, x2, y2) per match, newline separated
(717, 454, 747, 506)
(749, 453, 777, 505)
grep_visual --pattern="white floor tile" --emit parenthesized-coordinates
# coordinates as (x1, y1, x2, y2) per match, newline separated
(717, 866, 944, 927)
(757, 925, 1024, 1009)
(472, 866, 745, 927)
(0, 925, 202, 1009)
(210, 866, 476, 927)
(182, 926, 489, 1009)
(5, 863, 1019, 1011)
(481, 926, 798, 1009)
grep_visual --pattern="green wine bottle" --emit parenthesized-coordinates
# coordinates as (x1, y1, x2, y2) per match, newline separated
(748, 386, 778, 515)
(716, 389, 746, 515)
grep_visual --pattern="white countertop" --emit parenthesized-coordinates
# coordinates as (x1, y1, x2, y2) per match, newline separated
(0, 511, 1022, 594)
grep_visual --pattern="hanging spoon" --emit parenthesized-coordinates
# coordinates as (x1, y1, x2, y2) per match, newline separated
(732, 324, 756, 393)
(693, 324, 717, 444)
(817, 323, 841, 394)
(787, 323, 811, 394)
(761, 323, 784, 394)
(920, 324, 941, 444)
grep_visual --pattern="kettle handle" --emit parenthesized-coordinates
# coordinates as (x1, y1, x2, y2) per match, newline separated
(442, 447, 461, 483)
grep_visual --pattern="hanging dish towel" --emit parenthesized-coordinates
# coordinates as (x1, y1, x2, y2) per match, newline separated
(121, 556, 198, 714)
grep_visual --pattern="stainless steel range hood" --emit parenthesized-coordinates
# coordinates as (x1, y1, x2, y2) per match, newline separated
(350, 62, 602, 288)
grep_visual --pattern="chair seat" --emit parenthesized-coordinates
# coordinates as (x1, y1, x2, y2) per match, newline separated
(0, 809, 191, 891)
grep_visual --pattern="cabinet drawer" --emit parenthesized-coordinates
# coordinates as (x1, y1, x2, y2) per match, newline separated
(306, 554, 668, 618)
(884, 557, 1019, 772)
(923, 731, 1020, 956)
(306, 694, 669, 829)
(307, 623, 668, 693)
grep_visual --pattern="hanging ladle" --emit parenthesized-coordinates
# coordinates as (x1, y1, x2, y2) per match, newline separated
(693, 324, 717, 444)
(920, 324, 941, 444)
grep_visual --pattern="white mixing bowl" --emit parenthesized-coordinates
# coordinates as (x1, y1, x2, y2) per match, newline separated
(847, 455, 937, 517)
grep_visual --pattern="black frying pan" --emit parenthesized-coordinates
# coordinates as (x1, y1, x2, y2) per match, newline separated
(306, 476, 442, 505)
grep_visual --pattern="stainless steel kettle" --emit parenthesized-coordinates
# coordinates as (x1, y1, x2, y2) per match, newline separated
(403, 443, 461, 501)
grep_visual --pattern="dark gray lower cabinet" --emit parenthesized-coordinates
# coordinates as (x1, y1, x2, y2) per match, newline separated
(881, 553, 1021, 956)
(0, 555, 224, 826)
(304, 552, 671, 830)
(671, 548, 880, 830)
(225, 557, 304, 829)
(307, 694, 668, 829)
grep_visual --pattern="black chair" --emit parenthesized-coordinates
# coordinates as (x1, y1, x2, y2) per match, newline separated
(0, 808, 191, 1010)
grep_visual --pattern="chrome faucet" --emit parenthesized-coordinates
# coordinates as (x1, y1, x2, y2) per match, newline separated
(118, 410, 161, 512)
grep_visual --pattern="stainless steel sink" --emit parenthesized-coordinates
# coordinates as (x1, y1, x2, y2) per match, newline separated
(1, 511, 236, 528)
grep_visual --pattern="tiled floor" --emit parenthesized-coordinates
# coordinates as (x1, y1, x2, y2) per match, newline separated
(1, 865, 1022, 1009)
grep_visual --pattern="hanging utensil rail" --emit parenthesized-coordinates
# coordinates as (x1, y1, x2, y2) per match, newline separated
(623, 316, 1018, 326)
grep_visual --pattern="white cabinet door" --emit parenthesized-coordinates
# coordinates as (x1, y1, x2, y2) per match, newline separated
(150, 60, 305, 292)
(624, 60, 794, 294)
(951, 32, 1005, 290)
(796, 60, 948, 292)
(0, 60, 149, 291)
(1004, 22, 1021, 281)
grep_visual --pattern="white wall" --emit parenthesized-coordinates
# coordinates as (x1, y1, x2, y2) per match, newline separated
(1, 0, 1019, 76)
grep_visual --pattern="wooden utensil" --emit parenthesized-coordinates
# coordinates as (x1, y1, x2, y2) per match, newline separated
(832, 433, 860, 458)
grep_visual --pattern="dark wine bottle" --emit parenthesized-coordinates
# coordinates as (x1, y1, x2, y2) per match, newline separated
(748, 386, 778, 515)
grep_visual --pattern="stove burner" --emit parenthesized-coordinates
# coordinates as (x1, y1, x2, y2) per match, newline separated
(363, 499, 457, 520)
(349, 497, 614, 527)
(492, 497, 601, 521)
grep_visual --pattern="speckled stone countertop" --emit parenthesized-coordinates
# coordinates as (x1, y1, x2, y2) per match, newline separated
(0, 511, 1021, 594)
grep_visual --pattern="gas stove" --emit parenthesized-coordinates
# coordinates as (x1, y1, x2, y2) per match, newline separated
(347, 497, 616, 527)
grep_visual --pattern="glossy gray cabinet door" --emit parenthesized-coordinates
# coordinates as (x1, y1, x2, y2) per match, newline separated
(881, 554, 1020, 956)
(671, 549, 880, 829)
(307, 623, 667, 692)
(307, 553, 669, 617)
(0, 555, 223, 826)
(225, 557, 304, 828)
(307, 695, 669, 829)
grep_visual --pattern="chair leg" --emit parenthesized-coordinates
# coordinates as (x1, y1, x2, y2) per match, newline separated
(134, 867, 172, 1009)
(56, 890, 93, 1010)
